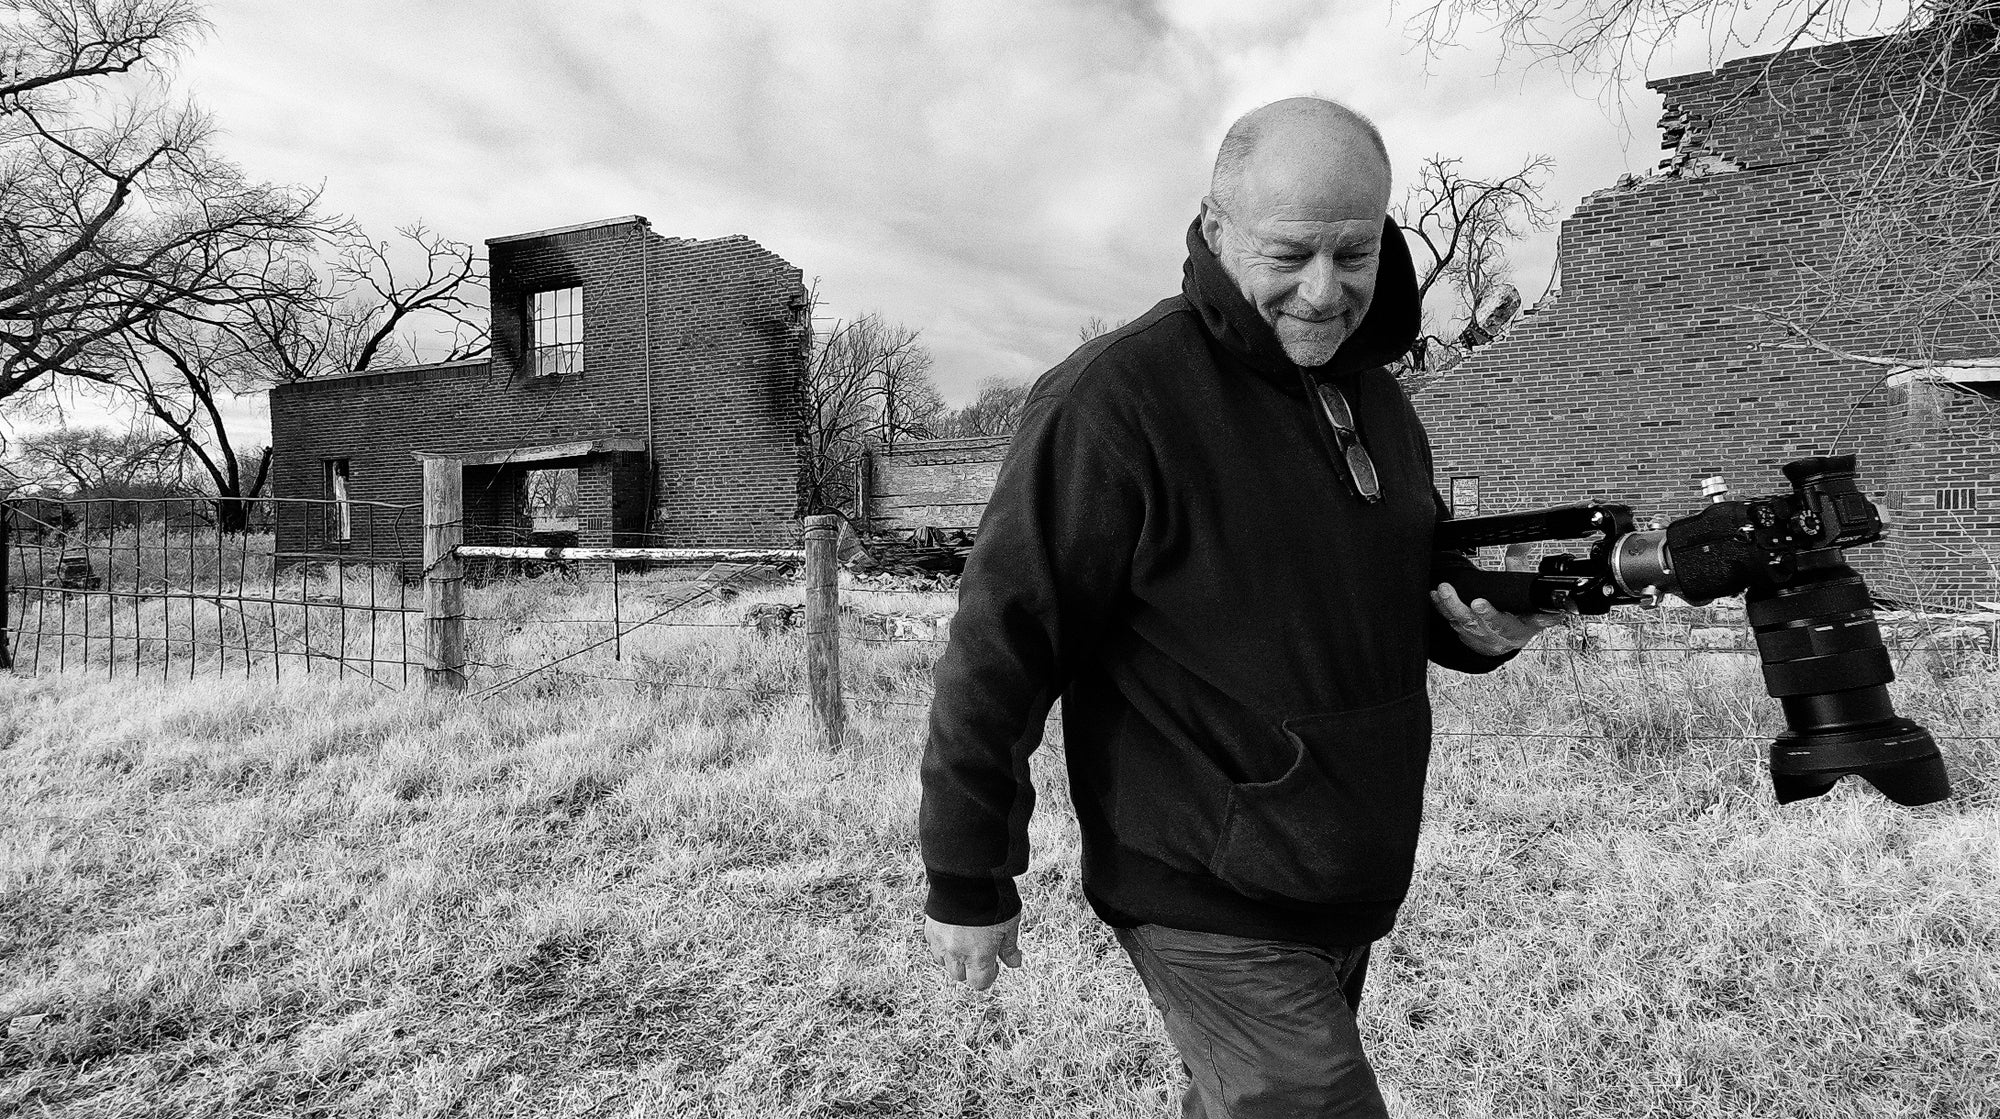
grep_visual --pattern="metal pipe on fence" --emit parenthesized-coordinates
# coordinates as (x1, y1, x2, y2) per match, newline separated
(422, 456, 467, 691)
(802, 514, 846, 749)
(453, 545, 804, 564)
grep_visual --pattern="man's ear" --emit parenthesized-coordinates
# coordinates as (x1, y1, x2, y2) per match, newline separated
(1198, 197, 1225, 255)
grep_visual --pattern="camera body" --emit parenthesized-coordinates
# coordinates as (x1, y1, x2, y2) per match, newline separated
(1437, 455, 1951, 807)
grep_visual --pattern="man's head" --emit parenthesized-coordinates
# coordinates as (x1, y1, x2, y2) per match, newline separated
(1200, 97, 1393, 367)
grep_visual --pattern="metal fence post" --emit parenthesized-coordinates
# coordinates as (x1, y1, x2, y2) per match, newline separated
(802, 513, 846, 748)
(423, 456, 467, 691)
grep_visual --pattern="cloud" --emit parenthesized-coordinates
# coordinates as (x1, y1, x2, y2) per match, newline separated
(169, 0, 1789, 427)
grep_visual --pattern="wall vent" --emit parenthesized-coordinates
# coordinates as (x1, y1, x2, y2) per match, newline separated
(1936, 487, 1978, 512)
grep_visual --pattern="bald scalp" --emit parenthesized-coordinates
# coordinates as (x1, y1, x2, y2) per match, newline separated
(1210, 97, 1391, 215)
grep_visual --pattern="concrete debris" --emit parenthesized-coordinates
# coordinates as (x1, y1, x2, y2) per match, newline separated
(858, 611, 953, 643)
(1666, 152, 1746, 178)
(852, 526, 975, 576)
(1595, 109, 1746, 198)
(1455, 285, 1522, 350)
(743, 603, 802, 636)
(1655, 109, 1747, 178)
(849, 569, 959, 593)
(835, 517, 871, 565)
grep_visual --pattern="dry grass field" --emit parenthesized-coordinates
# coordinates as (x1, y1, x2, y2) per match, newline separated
(2, 586, 1996, 1118)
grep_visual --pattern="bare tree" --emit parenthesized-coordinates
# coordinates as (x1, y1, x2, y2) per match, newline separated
(935, 376, 1034, 439)
(1079, 315, 1128, 343)
(0, 0, 333, 407)
(1409, 1, 2000, 372)
(1767, 21, 2000, 369)
(0, 0, 202, 102)
(99, 223, 487, 530)
(8, 423, 182, 495)
(872, 322, 944, 449)
(1410, 0, 1917, 87)
(242, 223, 489, 381)
(110, 314, 269, 528)
(798, 304, 941, 515)
(1393, 153, 1554, 383)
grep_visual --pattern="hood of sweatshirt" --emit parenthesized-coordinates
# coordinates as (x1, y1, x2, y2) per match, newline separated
(1180, 213, 1420, 388)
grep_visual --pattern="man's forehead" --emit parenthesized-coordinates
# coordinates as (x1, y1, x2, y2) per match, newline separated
(1235, 167, 1387, 223)
(1243, 213, 1383, 247)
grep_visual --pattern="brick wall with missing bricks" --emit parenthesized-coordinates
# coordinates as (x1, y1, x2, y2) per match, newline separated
(268, 217, 809, 561)
(1418, 30, 2000, 606)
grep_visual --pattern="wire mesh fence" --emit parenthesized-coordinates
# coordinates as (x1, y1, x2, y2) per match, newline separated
(6, 494, 1998, 763)
(2, 496, 421, 687)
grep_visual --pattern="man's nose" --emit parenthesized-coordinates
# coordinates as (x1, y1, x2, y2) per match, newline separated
(1295, 255, 1343, 310)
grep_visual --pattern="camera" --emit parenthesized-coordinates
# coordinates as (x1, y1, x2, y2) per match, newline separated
(1437, 455, 1951, 807)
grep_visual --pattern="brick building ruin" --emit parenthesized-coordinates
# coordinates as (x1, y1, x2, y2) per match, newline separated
(1419, 31, 2000, 606)
(269, 216, 808, 558)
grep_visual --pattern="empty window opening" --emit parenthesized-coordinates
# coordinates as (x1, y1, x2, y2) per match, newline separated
(1891, 364, 2000, 402)
(528, 286, 584, 377)
(1936, 487, 1977, 512)
(1450, 476, 1481, 519)
(322, 459, 351, 542)
(524, 468, 580, 533)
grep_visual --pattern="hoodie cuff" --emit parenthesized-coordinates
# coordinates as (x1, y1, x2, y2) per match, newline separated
(924, 870, 1022, 927)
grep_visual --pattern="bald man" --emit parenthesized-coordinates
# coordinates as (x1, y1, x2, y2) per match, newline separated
(918, 98, 1560, 1118)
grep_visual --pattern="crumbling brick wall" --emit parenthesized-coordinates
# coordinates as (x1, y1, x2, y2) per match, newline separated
(1418, 34, 2000, 605)
(270, 217, 808, 560)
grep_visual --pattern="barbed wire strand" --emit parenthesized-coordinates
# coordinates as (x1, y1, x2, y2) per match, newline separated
(468, 572, 763, 701)
(515, 665, 936, 709)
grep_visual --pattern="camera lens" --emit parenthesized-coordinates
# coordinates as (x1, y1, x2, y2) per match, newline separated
(1748, 557, 1950, 806)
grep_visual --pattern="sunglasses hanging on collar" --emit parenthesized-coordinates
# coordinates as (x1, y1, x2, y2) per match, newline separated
(1308, 378, 1383, 504)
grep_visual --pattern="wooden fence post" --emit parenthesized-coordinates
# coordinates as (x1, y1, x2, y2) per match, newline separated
(802, 513, 846, 748)
(0, 502, 11, 671)
(855, 444, 873, 535)
(422, 456, 466, 691)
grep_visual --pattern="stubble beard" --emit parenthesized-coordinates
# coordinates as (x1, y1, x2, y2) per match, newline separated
(1273, 317, 1349, 367)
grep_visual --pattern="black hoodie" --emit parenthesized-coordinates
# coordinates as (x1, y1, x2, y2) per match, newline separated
(917, 216, 1511, 948)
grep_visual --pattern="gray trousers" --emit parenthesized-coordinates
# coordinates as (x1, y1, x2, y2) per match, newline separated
(1115, 925, 1389, 1119)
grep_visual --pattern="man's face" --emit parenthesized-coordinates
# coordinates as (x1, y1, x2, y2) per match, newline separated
(1200, 149, 1390, 367)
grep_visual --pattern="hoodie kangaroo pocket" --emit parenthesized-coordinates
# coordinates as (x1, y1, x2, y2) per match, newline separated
(1208, 691, 1432, 907)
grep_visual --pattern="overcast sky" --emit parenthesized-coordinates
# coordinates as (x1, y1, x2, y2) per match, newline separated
(31, 1, 1904, 445)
